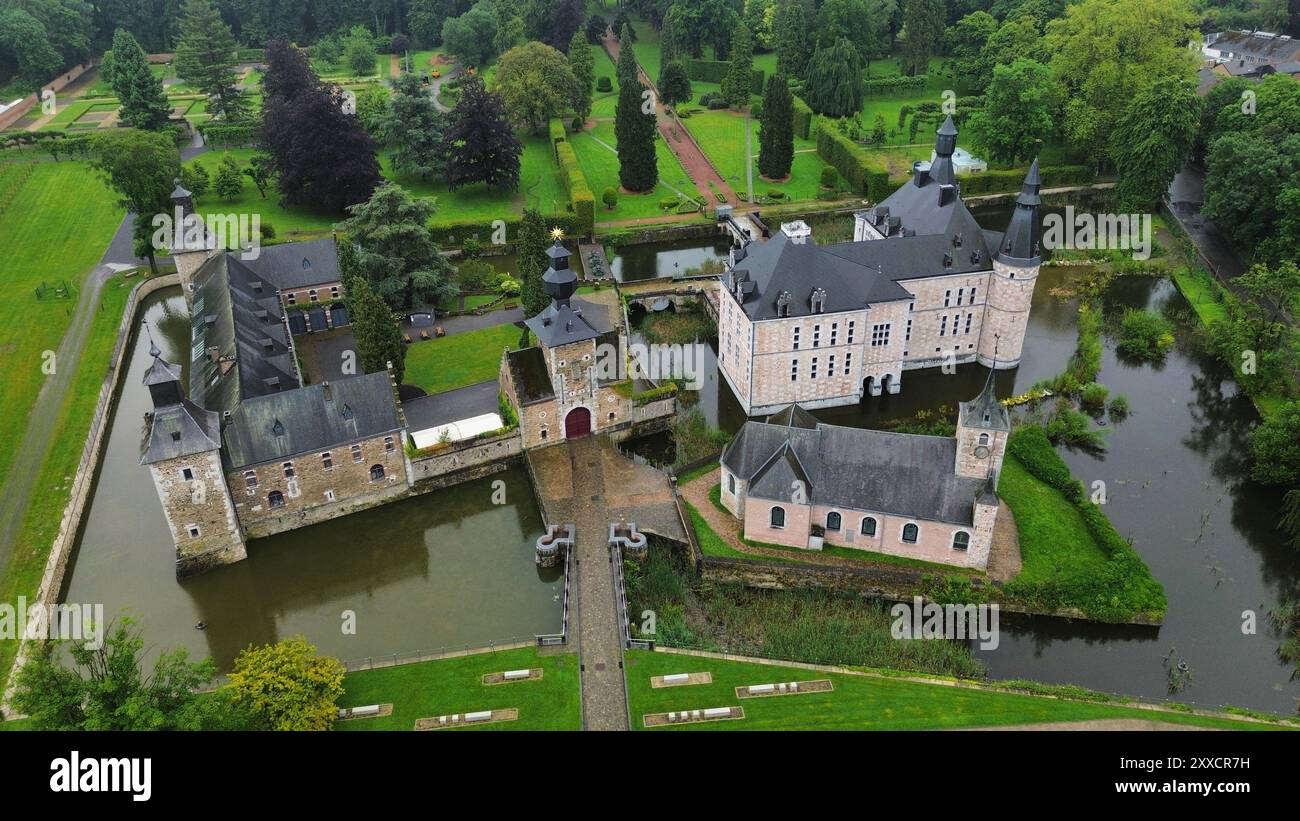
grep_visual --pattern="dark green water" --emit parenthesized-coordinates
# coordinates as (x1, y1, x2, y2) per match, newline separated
(61, 290, 562, 671)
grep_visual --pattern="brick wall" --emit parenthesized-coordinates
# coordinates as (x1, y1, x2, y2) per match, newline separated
(280, 280, 343, 311)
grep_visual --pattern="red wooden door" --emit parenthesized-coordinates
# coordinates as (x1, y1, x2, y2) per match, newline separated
(564, 407, 591, 438)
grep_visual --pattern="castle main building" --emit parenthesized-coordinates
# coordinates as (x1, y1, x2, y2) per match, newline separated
(718, 116, 1042, 415)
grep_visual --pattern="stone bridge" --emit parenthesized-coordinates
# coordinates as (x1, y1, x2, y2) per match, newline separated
(525, 435, 687, 730)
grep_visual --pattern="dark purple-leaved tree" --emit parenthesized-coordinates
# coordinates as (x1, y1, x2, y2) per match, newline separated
(441, 75, 522, 192)
(259, 40, 381, 213)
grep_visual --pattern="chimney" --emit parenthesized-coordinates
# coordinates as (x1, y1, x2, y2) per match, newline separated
(913, 161, 931, 186)
(938, 184, 956, 206)
(780, 221, 812, 244)
(943, 252, 953, 268)
(322, 380, 332, 401)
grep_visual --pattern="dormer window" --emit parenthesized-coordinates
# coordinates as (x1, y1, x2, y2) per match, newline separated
(810, 287, 827, 314)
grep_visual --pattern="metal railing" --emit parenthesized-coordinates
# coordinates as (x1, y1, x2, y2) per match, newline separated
(535, 537, 574, 647)
(611, 539, 655, 651)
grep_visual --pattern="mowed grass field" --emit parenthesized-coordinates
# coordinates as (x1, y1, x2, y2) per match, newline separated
(403, 323, 522, 396)
(0, 272, 136, 695)
(335, 646, 581, 731)
(996, 455, 1114, 586)
(681, 109, 838, 202)
(625, 650, 1290, 731)
(0, 161, 122, 494)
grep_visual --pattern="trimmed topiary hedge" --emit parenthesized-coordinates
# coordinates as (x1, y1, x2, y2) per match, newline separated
(198, 122, 256, 147)
(556, 140, 595, 237)
(429, 214, 580, 247)
(815, 127, 894, 200)
(957, 164, 1094, 194)
(792, 95, 814, 140)
(548, 117, 567, 160)
(684, 59, 764, 95)
(863, 75, 928, 95)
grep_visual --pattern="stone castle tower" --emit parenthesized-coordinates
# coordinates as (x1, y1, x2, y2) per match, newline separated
(138, 335, 246, 576)
(166, 180, 218, 308)
(954, 368, 1010, 481)
(979, 159, 1042, 369)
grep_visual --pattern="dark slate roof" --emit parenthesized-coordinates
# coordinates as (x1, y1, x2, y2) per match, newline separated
(142, 351, 181, 386)
(960, 370, 1010, 432)
(996, 158, 1042, 262)
(524, 296, 613, 348)
(506, 347, 555, 404)
(220, 372, 403, 469)
(722, 410, 987, 525)
(239, 237, 342, 290)
(189, 253, 299, 413)
(766, 403, 820, 429)
(141, 399, 221, 464)
(1211, 31, 1300, 63)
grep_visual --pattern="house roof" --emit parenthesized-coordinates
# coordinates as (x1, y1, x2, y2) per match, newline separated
(239, 237, 342, 290)
(524, 296, 613, 348)
(220, 372, 403, 469)
(141, 399, 221, 464)
(1210, 31, 1300, 63)
(189, 252, 299, 413)
(721, 406, 989, 525)
(506, 346, 555, 404)
(960, 369, 1010, 432)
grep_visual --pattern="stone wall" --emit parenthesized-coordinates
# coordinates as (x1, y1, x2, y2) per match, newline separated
(231, 431, 407, 535)
(280, 280, 342, 310)
(978, 257, 1038, 368)
(409, 430, 523, 482)
(0, 62, 93, 131)
(151, 450, 246, 575)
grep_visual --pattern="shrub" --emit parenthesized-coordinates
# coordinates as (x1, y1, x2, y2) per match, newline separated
(819, 166, 837, 188)
(683, 58, 763, 95)
(1044, 404, 1107, 451)
(792, 95, 814, 140)
(1116, 309, 1175, 361)
(815, 126, 893, 199)
(767, 188, 785, 199)
(555, 141, 594, 236)
(596, 76, 612, 92)
(1080, 382, 1109, 413)
(260, 222, 276, 239)
(602, 187, 618, 210)
(1108, 394, 1130, 420)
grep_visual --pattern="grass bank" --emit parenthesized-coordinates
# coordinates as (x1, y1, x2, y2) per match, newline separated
(403, 323, 522, 396)
(335, 646, 580, 731)
(625, 650, 1290, 731)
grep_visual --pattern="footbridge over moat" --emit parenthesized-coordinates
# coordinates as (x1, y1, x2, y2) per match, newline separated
(525, 435, 687, 730)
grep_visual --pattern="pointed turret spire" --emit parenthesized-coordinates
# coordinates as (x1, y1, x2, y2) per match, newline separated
(927, 115, 959, 186)
(142, 324, 183, 407)
(998, 158, 1041, 261)
(542, 234, 577, 307)
(960, 363, 1010, 432)
(170, 177, 194, 217)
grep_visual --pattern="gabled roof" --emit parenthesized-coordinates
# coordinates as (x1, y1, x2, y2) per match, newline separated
(220, 372, 403, 469)
(766, 403, 819, 429)
(524, 296, 613, 348)
(722, 408, 988, 525)
(1210, 31, 1300, 63)
(239, 237, 342, 290)
(189, 252, 299, 413)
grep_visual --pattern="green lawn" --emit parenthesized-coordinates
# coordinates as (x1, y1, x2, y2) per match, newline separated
(0, 162, 122, 496)
(997, 455, 1114, 587)
(0, 272, 136, 695)
(336, 646, 581, 731)
(625, 650, 1288, 731)
(403, 323, 522, 395)
(569, 122, 700, 219)
(682, 108, 838, 203)
(187, 149, 340, 237)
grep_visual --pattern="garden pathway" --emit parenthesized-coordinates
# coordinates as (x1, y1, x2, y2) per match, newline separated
(600, 31, 742, 209)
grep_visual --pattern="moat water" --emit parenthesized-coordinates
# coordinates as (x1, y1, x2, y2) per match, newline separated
(60, 289, 562, 671)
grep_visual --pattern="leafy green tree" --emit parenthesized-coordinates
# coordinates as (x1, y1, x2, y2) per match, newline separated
(758, 72, 793, 179)
(174, 0, 247, 122)
(103, 28, 171, 130)
(241, 153, 275, 198)
(1193, 75, 1250, 164)
(615, 22, 638, 84)
(898, 0, 944, 76)
(347, 274, 407, 381)
(946, 11, 997, 90)
(773, 0, 809, 78)
(91, 129, 180, 276)
(11, 617, 245, 730)
(441, 75, 523, 191)
(343, 25, 378, 76)
(966, 58, 1060, 164)
(1249, 401, 1300, 486)
(1045, 0, 1197, 169)
(442, 1, 499, 67)
(722, 24, 754, 108)
(213, 151, 243, 199)
(495, 40, 579, 133)
(381, 72, 447, 180)
(0, 7, 64, 90)
(659, 60, 692, 108)
(803, 37, 862, 118)
(181, 160, 210, 198)
(1204, 132, 1300, 254)
(408, 0, 449, 46)
(517, 207, 549, 317)
(614, 25, 657, 192)
(227, 636, 345, 731)
(567, 29, 594, 124)
(340, 182, 457, 312)
(817, 0, 896, 72)
(1110, 77, 1199, 210)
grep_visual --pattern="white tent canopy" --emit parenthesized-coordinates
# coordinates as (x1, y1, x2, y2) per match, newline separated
(411, 412, 504, 449)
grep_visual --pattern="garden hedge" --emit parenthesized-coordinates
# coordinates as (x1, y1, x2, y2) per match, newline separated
(957, 164, 1094, 194)
(684, 59, 764, 95)
(792, 95, 814, 140)
(555, 140, 595, 237)
(548, 118, 566, 160)
(815, 127, 893, 199)
(863, 74, 928, 95)
(198, 122, 256, 147)
(428, 214, 581, 247)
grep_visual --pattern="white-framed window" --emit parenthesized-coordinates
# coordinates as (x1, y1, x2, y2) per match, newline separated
(384, 436, 395, 453)
(965, 312, 974, 334)
(770, 506, 786, 529)
(792, 326, 800, 350)
(830, 323, 838, 345)
(790, 359, 798, 382)
(956, 289, 964, 306)
(282, 461, 295, 478)
(969, 286, 977, 302)
(330, 286, 339, 299)
(268, 490, 286, 508)
(186, 524, 201, 539)
(727, 473, 736, 493)
(978, 433, 990, 446)
(309, 289, 319, 302)
(847, 320, 855, 344)
(952, 531, 970, 551)
(180, 467, 194, 481)
(905, 318, 912, 341)
(828, 354, 835, 375)
(321, 452, 333, 470)
(812, 325, 821, 348)
(861, 516, 877, 537)
(944, 289, 951, 307)
(324, 489, 336, 502)
(811, 356, 818, 379)
(939, 315, 948, 337)
(901, 522, 919, 544)
(286, 292, 296, 305)
(244, 470, 257, 488)
(351, 444, 363, 463)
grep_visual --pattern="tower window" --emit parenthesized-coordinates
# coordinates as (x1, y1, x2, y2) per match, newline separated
(384, 436, 395, 453)
(187, 524, 200, 538)
(352, 444, 363, 463)
(826, 511, 842, 531)
(979, 433, 990, 446)
(244, 471, 257, 488)
(322, 452, 333, 470)
(283, 461, 295, 478)
(181, 467, 194, 481)
(944, 290, 951, 307)
(309, 289, 319, 302)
